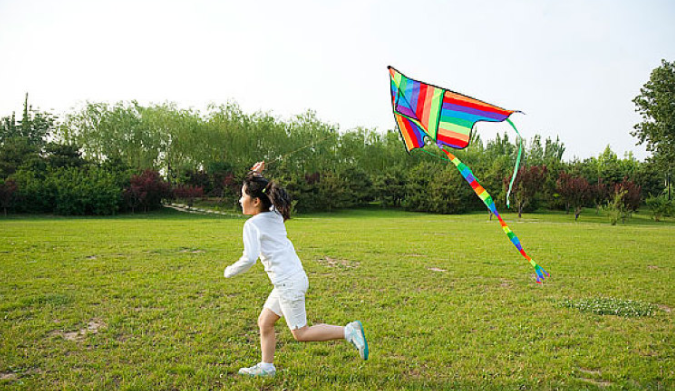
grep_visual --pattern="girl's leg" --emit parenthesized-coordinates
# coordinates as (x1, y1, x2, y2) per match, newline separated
(290, 324, 344, 342)
(258, 308, 280, 363)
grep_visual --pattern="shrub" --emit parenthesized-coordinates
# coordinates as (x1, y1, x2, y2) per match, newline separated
(0, 178, 18, 215)
(173, 184, 205, 207)
(123, 169, 171, 213)
(10, 167, 123, 215)
(646, 194, 673, 222)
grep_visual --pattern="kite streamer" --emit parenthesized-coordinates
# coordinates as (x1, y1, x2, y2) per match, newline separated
(388, 66, 549, 283)
(442, 149, 549, 283)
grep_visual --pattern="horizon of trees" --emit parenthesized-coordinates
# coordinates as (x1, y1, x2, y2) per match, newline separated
(1, 78, 672, 220)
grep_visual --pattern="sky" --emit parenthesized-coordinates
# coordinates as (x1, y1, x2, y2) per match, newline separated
(1, 0, 674, 161)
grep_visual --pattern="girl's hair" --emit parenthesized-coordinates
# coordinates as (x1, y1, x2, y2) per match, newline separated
(243, 173, 292, 221)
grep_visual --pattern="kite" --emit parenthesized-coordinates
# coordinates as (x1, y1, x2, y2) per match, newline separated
(388, 66, 549, 284)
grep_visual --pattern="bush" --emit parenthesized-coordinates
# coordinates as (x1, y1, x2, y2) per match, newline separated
(123, 169, 171, 213)
(0, 178, 18, 215)
(605, 189, 630, 225)
(646, 194, 673, 222)
(10, 166, 123, 215)
(173, 184, 205, 207)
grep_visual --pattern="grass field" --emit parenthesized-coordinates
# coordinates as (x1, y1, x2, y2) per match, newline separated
(1, 208, 674, 390)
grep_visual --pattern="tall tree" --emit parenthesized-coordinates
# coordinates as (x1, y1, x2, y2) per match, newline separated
(632, 60, 675, 175)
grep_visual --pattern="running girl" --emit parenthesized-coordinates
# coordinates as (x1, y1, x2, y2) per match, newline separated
(224, 161, 368, 377)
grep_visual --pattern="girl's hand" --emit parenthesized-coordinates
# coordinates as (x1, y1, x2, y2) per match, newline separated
(251, 161, 265, 175)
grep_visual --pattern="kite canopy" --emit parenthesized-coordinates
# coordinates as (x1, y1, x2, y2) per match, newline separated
(389, 66, 516, 151)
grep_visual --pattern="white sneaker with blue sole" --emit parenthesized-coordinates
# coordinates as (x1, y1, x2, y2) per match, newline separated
(345, 320, 369, 360)
(238, 363, 276, 377)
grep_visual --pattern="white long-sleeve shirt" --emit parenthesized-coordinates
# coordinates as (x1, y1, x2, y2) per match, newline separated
(224, 210, 304, 285)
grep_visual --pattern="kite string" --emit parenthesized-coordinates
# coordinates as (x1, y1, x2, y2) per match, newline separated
(264, 134, 335, 167)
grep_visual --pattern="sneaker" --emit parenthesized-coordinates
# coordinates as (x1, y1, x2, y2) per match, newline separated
(238, 363, 276, 377)
(345, 320, 369, 360)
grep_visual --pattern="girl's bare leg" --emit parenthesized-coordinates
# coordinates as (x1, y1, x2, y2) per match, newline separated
(258, 308, 280, 363)
(290, 324, 345, 342)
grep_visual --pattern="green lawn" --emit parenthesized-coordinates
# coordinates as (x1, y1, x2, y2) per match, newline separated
(1, 208, 673, 390)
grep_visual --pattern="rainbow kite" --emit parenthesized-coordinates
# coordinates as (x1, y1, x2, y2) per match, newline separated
(388, 66, 549, 284)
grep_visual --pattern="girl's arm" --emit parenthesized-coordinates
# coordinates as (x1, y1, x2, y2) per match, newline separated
(224, 221, 261, 278)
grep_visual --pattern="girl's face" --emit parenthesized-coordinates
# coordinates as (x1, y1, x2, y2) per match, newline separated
(239, 185, 261, 216)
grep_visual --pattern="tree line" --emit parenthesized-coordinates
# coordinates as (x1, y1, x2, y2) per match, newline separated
(1, 60, 673, 220)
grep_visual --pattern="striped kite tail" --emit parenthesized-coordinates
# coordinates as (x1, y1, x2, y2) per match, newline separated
(441, 148, 549, 284)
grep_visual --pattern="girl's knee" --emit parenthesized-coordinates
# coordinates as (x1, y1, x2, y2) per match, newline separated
(290, 329, 303, 341)
(290, 326, 308, 342)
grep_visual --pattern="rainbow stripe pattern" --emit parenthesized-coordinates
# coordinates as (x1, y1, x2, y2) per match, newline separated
(442, 149, 549, 283)
(389, 66, 514, 151)
(388, 66, 549, 283)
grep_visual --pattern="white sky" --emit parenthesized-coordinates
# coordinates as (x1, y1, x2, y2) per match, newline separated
(1, 0, 674, 161)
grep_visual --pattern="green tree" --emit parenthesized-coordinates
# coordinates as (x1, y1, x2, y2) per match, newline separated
(632, 59, 675, 177)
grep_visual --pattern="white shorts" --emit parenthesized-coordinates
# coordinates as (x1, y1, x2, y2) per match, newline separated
(264, 272, 309, 330)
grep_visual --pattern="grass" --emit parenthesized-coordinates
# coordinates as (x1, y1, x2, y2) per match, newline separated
(1, 208, 674, 390)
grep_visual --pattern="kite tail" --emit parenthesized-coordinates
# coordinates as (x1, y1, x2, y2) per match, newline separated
(441, 148, 549, 284)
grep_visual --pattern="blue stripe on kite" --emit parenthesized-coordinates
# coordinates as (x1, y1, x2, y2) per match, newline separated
(440, 109, 502, 125)
(466, 173, 475, 183)
(442, 103, 510, 121)
(409, 82, 420, 113)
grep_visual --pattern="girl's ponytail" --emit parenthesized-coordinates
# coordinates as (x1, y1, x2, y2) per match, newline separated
(265, 181, 292, 221)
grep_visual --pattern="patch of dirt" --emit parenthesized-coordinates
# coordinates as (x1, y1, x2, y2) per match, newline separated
(52, 319, 106, 342)
(578, 368, 602, 376)
(1, 368, 43, 381)
(316, 256, 359, 268)
(428, 267, 446, 273)
(658, 304, 672, 313)
(179, 248, 205, 254)
(0, 373, 17, 381)
(578, 377, 612, 388)
(577, 368, 612, 388)
(647, 265, 660, 270)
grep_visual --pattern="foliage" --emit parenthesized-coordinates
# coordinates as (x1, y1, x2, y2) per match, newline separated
(0, 95, 667, 217)
(0, 178, 18, 215)
(123, 169, 172, 213)
(556, 172, 591, 220)
(506, 165, 548, 218)
(173, 184, 205, 208)
(646, 193, 673, 222)
(0, 93, 55, 147)
(614, 178, 642, 213)
(605, 189, 630, 225)
(10, 166, 124, 215)
(632, 59, 675, 172)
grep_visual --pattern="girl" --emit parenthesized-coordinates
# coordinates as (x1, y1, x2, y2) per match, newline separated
(224, 162, 368, 377)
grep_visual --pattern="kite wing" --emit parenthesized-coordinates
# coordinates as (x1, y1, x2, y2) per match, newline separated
(389, 66, 515, 151)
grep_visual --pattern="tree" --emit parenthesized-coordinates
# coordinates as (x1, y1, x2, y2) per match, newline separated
(632, 59, 675, 175)
(173, 184, 204, 208)
(556, 172, 591, 220)
(123, 170, 171, 213)
(0, 93, 55, 147)
(0, 179, 18, 215)
(507, 165, 548, 218)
